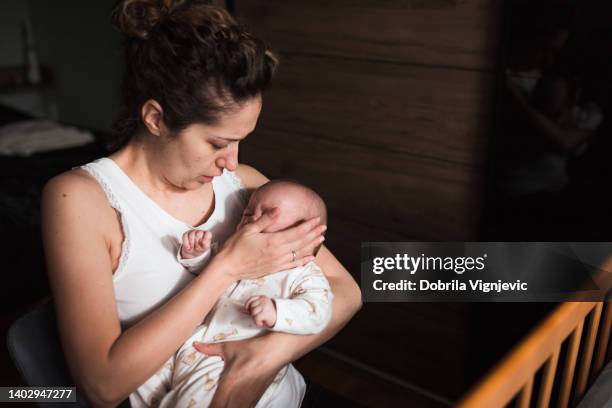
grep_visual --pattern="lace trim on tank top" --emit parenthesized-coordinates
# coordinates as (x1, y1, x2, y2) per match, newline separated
(225, 169, 249, 206)
(81, 163, 131, 279)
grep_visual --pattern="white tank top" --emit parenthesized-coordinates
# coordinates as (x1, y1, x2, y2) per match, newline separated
(81, 157, 248, 328)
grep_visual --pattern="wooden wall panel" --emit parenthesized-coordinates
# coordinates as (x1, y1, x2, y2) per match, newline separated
(326, 302, 472, 399)
(295, 350, 449, 408)
(236, 0, 500, 71)
(257, 54, 493, 166)
(241, 126, 483, 241)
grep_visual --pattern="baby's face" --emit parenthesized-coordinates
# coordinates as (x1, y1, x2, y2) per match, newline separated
(237, 188, 304, 233)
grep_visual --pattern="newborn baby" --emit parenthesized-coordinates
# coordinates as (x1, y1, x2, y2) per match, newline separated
(134, 180, 332, 408)
(178, 179, 331, 332)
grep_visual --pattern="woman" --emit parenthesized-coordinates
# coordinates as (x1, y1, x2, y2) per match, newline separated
(41, 1, 361, 407)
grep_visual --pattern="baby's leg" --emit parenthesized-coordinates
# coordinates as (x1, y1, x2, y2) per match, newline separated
(129, 356, 174, 408)
(158, 343, 225, 408)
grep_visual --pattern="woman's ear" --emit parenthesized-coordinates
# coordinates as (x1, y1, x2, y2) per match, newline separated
(141, 99, 166, 137)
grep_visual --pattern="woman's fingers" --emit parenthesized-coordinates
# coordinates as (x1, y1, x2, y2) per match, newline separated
(270, 233, 324, 269)
(217, 211, 324, 280)
(274, 216, 322, 244)
(275, 223, 326, 255)
(242, 208, 279, 233)
(276, 254, 317, 272)
(292, 235, 325, 259)
(193, 341, 224, 358)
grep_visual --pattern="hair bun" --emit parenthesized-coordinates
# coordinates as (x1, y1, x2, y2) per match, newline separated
(113, 0, 179, 40)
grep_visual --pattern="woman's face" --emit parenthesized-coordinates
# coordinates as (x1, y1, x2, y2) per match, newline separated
(156, 95, 262, 190)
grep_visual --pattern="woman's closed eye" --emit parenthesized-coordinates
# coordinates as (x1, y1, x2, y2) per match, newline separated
(212, 139, 240, 151)
(212, 143, 229, 150)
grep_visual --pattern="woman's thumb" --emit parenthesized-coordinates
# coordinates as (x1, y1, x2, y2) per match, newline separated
(193, 341, 223, 357)
(246, 208, 279, 232)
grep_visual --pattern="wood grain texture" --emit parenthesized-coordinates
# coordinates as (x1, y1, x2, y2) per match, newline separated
(323, 302, 472, 399)
(295, 349, 450, 408)
(235, 0, 501, 71)
(256, 53, 494, 167)
(241, 125, 484, 241)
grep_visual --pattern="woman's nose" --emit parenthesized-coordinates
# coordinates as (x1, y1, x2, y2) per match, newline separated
(217, 143, 239, 171)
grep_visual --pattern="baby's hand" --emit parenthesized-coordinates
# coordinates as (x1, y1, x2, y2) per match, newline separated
(181, 230, 212, 259)
(245, 295, 277, 328)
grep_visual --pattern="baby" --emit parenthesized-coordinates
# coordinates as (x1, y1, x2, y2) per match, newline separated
(135, 180, 332, 408)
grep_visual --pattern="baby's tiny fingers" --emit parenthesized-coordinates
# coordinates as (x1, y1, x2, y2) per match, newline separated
(244, 296, 259, 310)
(182, 234, 191, 250)
(247, 296, 261, 305)
(203, 231, 212, 243)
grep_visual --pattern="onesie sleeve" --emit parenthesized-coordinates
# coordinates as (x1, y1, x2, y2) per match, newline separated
(271, 262, 333, 335)
(176, 245, 212, 274)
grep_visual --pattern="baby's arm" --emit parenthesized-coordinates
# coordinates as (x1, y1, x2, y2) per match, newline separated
(246, 263, 333, 335)
(177, 230, 212, 273)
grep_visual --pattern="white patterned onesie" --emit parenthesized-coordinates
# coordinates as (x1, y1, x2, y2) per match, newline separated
(131, 245, 333, 408)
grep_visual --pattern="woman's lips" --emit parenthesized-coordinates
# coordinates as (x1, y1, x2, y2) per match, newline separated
(198, 175, 213, 182)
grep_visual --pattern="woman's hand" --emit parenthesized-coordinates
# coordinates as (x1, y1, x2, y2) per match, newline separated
(192, 336, 287, 408)
(213, 209, 326, 281)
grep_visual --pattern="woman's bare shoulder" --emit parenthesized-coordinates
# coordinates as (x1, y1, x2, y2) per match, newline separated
(234, 164, 270, 191)
(42, 168, 114, 224)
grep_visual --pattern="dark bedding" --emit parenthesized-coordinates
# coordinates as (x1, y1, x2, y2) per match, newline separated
(0, 104, 108, 307)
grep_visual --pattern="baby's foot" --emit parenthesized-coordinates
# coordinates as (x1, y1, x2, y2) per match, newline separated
(181, 230, 212, 259)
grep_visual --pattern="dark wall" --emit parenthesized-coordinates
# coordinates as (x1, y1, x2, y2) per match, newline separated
(28, 0, 122, 131)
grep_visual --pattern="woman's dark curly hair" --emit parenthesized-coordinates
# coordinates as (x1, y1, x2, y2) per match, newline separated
(110, 0, 278, 150)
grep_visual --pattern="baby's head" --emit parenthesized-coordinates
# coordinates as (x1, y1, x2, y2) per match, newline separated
(238, 180, 327, 234)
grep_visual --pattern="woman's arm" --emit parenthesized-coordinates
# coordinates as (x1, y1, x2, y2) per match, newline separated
(43, 171, 235, 406)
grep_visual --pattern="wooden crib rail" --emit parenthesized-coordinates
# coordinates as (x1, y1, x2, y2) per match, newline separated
(458, 301, 612, 408)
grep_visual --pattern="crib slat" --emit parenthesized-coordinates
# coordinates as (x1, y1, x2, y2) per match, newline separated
(609, 303, 612, 361)
(593, 302, 611, 373)
(518, 377, 534, 408)
(575, 303, 602, 401)
(558, 321, 584, 408)
(537, 347, 560, 408)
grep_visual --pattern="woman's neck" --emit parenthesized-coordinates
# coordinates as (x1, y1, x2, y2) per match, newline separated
(110, 137, 182, 195)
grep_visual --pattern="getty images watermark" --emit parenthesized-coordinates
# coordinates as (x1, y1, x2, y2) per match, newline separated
(361, 242, 612, 302)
